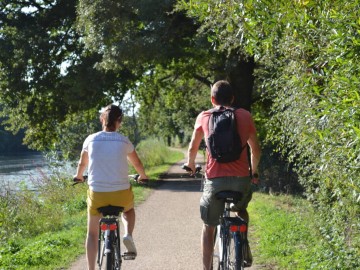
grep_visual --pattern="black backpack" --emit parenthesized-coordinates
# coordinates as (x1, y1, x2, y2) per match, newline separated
(206, 107, 245, 163)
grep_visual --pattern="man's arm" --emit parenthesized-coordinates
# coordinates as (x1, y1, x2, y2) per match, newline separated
(247, 132, 261, 175)
(186, 128, 204, 173)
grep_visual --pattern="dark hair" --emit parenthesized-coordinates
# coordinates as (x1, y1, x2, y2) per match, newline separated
(100, 104, 123, 131)
(211, 80, 234, 106)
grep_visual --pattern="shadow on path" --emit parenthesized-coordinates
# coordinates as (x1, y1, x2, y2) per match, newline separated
(155, 173, 202, 192)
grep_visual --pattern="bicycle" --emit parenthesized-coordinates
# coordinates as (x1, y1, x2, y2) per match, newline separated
(181, 165, 250, 270)
(73, 174, 148, 270)
(213, 191, 250, 270)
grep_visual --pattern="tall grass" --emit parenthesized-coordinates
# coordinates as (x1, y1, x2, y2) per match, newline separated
(135, 138, 172, 168)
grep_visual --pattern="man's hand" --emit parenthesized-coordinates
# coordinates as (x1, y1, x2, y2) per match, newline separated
(251, 173, 260, 191)
(138, 174, 149, 184)
(183, 162, 196, 176)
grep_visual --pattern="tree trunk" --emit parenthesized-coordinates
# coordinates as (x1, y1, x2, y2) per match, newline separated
(228, 57, 255, 111)
(215, 54, 255, 112)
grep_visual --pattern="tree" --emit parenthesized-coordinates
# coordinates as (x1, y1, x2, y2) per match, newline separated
(1, 0, 259, 154)
(76, 0, 259, 140)
(0, 0, 128, 151)
(178, 0, 360, 267)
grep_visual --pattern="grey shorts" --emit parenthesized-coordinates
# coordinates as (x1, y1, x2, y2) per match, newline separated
(200, 176, 252, 226)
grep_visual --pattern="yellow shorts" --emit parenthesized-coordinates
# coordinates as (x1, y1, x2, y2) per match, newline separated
(87, 187, 134, 216)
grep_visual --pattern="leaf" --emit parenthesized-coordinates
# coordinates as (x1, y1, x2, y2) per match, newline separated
(353, 126, 360, 138)
(316, 130, 324, 140)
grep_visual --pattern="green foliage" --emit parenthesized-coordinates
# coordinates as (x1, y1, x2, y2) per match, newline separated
(135, 62, 211, 140)
(135, 138, 173, 168)
(0, 173, 88, 269)
(0, 173, 87, 244)
(0, 125, 30, 152)
(0, 0, 121, 151)
(53, 108, 101, 160)
(249, 193, 360, 270)
(179, 0, 360, 266)
(0, 220, 86, 270)
(1, 0, 258, 155)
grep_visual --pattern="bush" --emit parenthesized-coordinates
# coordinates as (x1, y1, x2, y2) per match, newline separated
(0, 173, 87, 244)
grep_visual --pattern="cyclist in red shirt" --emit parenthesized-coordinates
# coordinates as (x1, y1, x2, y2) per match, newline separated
(186, 80, 261, 270)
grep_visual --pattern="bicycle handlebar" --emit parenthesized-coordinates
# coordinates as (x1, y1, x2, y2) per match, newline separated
(72, 175, 149, 186)
(181, 164, 202, 174)
(129, 174, 149, 185)
(72, 175, 88, 186)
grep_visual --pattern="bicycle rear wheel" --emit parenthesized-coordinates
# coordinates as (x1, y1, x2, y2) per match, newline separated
(225, 232, 243, 270)
(104, 251, 114, 270)
(212, 225, 221, 270)
(99, 231, 119, 270)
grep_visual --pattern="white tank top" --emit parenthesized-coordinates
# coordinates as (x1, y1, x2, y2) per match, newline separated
(83, 131, 134, 192)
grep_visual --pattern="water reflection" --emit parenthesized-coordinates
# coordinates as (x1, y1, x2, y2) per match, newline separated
(0, 153, 47, 174)
(0, 153, 74, 190)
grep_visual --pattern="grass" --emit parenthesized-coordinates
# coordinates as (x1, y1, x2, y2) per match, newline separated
(248, 192, 322, 269)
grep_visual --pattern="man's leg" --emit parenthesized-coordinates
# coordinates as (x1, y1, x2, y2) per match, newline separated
(202, 224, 216, 270)
(236, 208, 253, 266)
(237, 209, 249, 223)
(86, 214, 101, 270)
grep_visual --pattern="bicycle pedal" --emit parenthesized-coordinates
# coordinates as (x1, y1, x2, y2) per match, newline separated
(122, 252, 136, 260)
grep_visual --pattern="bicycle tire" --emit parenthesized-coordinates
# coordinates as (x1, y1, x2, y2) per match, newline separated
(99, 230, 116, 270)
(212, 225, 221, 270)
(113, 227, 121, 270)
(225, 232, 244, 270)
(105, 250, 114, 270)
(220, 225, 228, 270)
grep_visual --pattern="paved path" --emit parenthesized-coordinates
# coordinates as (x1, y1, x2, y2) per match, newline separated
(68, 150, 266, 270)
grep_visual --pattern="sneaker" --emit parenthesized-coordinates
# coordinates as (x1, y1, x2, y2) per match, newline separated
(123, 235, 137, 256)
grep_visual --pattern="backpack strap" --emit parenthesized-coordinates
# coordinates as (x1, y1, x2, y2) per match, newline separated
(209, 106, 236, 113)
(247, 144, 252, 177)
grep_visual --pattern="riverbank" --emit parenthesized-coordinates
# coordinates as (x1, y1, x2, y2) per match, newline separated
(0, 141, 184, 270)
(0, 152, 74, 191)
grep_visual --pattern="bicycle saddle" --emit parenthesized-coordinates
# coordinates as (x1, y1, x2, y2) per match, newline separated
(97, 205, 124, 216)
(215, 190, 243, 203)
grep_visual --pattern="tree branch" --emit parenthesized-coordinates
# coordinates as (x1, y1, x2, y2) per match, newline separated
(192, 74, 212, 86)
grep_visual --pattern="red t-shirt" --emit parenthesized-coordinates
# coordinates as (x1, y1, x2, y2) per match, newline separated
(195, 108, 257, 178)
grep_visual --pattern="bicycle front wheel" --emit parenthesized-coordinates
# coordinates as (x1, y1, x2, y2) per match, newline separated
(225, 232, 243, 270)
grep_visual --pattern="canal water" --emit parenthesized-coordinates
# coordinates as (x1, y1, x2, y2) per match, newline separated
(0, 153, 74, 190)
